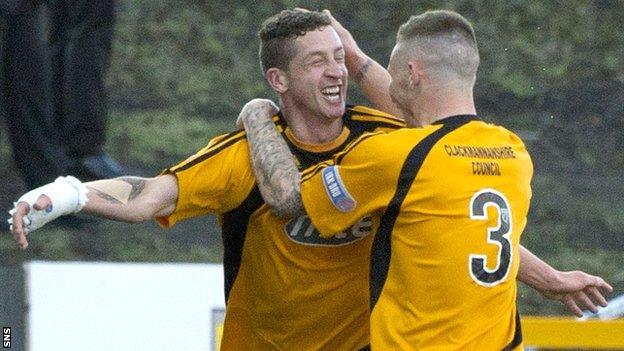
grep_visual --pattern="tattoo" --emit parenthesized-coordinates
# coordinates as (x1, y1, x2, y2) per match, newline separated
(242, 107, 303, 218)
(119, 177, 146, 201)
(88, 177, 147, 205)
(92, 188, 124, 205)
(354, 58, 373, 84)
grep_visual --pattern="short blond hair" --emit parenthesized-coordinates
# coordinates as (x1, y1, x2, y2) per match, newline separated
(397, 10, 479, 82)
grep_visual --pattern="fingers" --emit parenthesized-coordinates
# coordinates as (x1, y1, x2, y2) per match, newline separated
(236, 115, 245, 130)
(575, 290, 599, 314)
(266, 100, 279, 115)
(322, 9, 345, 32)
(32, 194, 52, 211)
(248, 99, 279, 115)
(585, 285, 608, 308)
(237, 99, 278, 130)
(553, 271, 615, 317)
(10, 202, 30, 250)
(563, 271, 613, 296)
(592, 276, 614, 294)
(572, 271, 613, 309)
(561, 286, 610, 317)
(562, 295, 584, 318)
(322, 9, 336, 22)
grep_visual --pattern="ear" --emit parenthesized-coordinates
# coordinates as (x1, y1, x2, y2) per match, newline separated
(265, 68, 289, 93)
(407, 60, 423, 89)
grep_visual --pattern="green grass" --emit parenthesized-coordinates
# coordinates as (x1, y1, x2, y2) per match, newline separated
(106, 108, 237, 173)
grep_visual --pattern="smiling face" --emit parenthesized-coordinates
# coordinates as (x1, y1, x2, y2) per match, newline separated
(282, 26, 348, 122)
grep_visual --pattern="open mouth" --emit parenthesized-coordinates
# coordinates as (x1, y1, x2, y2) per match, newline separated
(321, 86, 341, 102)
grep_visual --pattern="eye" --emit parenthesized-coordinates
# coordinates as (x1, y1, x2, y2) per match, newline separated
(335, 49, 346, 62)
(311, 59, 325, 66)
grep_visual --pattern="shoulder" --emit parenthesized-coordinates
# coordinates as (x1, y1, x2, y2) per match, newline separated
(471, 120, 530, 149)
(346, 105, 406, 129)
(341, 125, 441, 156)
(355, 124, 450, 154)
(205, 129, 248, 150)
(198, 129, 250, 159)
(333, 128, 422, 166)
(167, 129, 249, 174)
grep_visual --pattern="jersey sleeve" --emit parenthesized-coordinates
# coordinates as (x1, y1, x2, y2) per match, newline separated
(348, 105, 406, 133)
(155, 131, 255, 227)
(300, 132, 401, 237)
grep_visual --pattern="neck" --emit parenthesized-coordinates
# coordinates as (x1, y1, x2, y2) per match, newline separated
(278, 99, 344, 144)
(409, 84, 476, 127)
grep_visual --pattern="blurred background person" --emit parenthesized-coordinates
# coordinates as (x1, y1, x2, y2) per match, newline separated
(0, 0, 73, 189)
(48, 0, 123, 180)
(0, 0, 123, 230)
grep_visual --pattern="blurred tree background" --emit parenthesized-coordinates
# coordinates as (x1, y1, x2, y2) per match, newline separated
(0, 0, 622, 315)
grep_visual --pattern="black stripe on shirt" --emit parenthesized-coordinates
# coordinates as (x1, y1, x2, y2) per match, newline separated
(171, 131, 247, 173)
(221, 185, 264, 302)
(501, 311, 523, 351)
(334, 131, 382, 166)
(347, 104, 405, 125)
(299, 130, 381, 182)
(370, 115, 478, 310)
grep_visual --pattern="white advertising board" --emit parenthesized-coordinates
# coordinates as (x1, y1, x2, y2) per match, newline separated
(26, 261, 225, 351)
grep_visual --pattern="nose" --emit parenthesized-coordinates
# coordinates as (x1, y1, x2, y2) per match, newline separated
(325, 60, 346, 79)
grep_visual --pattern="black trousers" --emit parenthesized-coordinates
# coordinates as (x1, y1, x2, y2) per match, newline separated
(48, 0, 115, 157)
(0, 0, 116, 188)
(0, 2, 73, 188)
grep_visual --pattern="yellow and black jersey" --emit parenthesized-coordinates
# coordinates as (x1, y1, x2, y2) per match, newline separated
(300, 115, 532, 351)
(156, 105, 404, 350)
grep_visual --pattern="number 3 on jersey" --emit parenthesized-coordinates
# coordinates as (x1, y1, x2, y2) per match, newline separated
(468, 189, 513, 287)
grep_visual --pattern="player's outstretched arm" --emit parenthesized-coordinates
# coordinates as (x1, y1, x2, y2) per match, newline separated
(10, 175, 178, 250)
(83, 175, 178, 222)
(237, 99, 304, 219)
(518, 245, 613, 317)
(322, 9, 401, 117)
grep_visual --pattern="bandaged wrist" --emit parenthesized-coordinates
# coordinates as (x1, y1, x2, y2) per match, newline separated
(10, 176, 89, 233)
(16, 176, 88, 213)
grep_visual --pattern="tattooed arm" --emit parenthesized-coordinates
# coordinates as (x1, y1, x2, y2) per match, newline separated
(323, 10, 401, 117)
(10, 174, 178, 249)
(82, 175, 178, 222)
(239, 101, 614, 317)
(237, 99, 304, 219)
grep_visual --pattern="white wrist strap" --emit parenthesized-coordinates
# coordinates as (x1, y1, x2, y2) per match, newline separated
(8, 176, 89, 233)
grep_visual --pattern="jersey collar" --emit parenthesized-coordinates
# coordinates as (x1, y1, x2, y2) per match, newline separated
(283, 126, 351, 153)
(432, 114, 479, 125)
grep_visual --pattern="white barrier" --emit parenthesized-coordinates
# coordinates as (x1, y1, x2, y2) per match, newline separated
(25, 261, 225, 351)
(23, 261, 623, 350)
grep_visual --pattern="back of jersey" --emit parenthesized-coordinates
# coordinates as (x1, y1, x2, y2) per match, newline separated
(370, 116, 532, 350)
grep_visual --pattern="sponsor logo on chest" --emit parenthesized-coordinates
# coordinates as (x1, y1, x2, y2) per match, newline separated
(284, 214, 372, 246)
